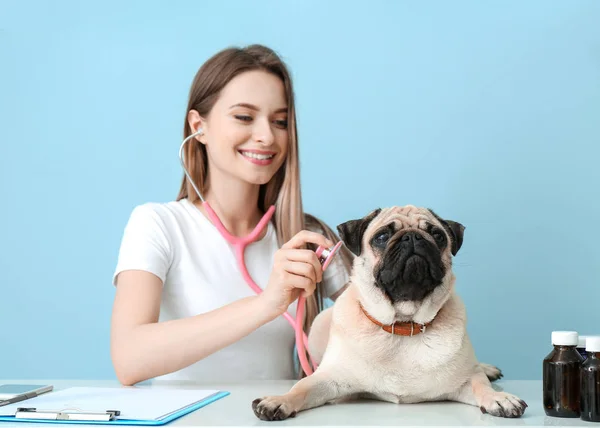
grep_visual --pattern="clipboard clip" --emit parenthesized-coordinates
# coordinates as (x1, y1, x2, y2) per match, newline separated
(16, 407, 121, 421)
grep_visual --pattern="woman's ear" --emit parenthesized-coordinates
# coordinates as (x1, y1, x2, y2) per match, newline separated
(187, 109, 206, 144)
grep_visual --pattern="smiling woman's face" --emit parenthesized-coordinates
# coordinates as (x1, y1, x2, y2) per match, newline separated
(189, 69, 289, 186)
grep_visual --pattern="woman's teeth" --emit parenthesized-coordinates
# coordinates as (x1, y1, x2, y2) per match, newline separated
(240, 151, 274, 160)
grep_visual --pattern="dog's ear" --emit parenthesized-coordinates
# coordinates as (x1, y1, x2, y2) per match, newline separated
(336, 208, 381, 256)
(427, 209, 465, 256)
(444, 220, 465, 256)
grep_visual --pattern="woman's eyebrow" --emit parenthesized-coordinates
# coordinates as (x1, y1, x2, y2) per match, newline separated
(229, 103, 287, 113)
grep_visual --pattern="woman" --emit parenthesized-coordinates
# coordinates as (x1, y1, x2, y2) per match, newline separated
(110, 44, 353, 386)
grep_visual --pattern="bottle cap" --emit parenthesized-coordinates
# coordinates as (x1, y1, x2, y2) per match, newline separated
(552, 331, 578, 346)
(578, 335, 588, 348)
(586, 336, 600, 352)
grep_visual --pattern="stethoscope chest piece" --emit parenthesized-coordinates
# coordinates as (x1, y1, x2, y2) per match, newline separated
(315, 241, 343, 271)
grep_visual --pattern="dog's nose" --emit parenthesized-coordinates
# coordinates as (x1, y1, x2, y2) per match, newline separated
(401, 231, 423, 243)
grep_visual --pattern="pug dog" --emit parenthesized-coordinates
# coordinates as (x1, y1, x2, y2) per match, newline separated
(252, 205, 527, 421)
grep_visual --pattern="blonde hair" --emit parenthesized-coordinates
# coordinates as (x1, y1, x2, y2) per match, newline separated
(176, 44, 354, 377)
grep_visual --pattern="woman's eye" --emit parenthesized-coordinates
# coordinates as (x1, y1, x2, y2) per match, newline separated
(274, 119, 288, 128)
(234, 115, 252, 122)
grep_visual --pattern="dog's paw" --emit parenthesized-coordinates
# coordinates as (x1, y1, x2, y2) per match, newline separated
(479, 363, 503, 382)
(252, 396, 297, 421)
(479, 391, 527, 418)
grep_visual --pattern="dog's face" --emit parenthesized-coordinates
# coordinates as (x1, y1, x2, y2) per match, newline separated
(337, 205, 465, 305)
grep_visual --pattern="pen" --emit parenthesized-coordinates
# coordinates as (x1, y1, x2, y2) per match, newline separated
(15, 408, 120, 421)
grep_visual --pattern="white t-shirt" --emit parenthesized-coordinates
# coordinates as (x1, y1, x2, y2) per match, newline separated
(112, 198, 348, 382)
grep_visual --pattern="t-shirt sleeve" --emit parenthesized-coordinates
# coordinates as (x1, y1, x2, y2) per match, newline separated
(112, 204, 173, 286)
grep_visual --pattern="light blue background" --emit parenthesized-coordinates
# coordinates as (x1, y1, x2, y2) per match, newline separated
(1, 0, 598, 381)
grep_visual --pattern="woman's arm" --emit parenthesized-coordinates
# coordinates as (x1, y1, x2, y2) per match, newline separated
(110, 229, 331, 386)
(110, 270, 275, 386)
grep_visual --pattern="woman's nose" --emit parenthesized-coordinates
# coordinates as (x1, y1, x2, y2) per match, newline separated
(253, 119, 275, 145)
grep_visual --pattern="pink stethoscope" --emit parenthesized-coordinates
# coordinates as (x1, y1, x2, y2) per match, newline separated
(179, 128, 342, 376)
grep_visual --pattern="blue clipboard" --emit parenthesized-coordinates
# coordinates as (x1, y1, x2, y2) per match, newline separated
(0, 390, 230, 425)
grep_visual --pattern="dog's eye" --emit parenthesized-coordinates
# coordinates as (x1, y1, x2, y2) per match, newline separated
(372, 231, 391, 248)
(432, 230, 445, 243)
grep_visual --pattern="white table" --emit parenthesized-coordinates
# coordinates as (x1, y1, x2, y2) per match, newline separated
(0, 379, 596, 427)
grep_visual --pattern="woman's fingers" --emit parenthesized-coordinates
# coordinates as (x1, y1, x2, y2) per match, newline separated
(282, 230, 333, 251)
(283, 271, 316, 298)
(277, 249, 323, 283)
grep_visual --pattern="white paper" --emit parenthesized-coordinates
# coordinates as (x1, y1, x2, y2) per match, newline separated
(0, 386, 221, 421)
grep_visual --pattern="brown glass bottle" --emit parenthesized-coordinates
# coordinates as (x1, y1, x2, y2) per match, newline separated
(580, 337, 600, 422)
(577, 336, 589, 361)
(543, 331, 584, 418)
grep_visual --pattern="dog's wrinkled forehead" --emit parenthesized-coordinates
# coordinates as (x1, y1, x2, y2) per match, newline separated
(337, 205, 465, 257)
(368, 205, 438, 233)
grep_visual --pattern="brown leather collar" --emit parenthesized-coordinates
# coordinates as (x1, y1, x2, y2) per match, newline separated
(359, 303, 432, 336)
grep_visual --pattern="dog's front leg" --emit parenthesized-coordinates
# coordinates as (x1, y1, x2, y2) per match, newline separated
(449, 367, 528, 418)
(252, 370, 356, 421)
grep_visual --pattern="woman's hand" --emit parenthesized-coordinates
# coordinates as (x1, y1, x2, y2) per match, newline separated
(259, 230, 333, 319)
